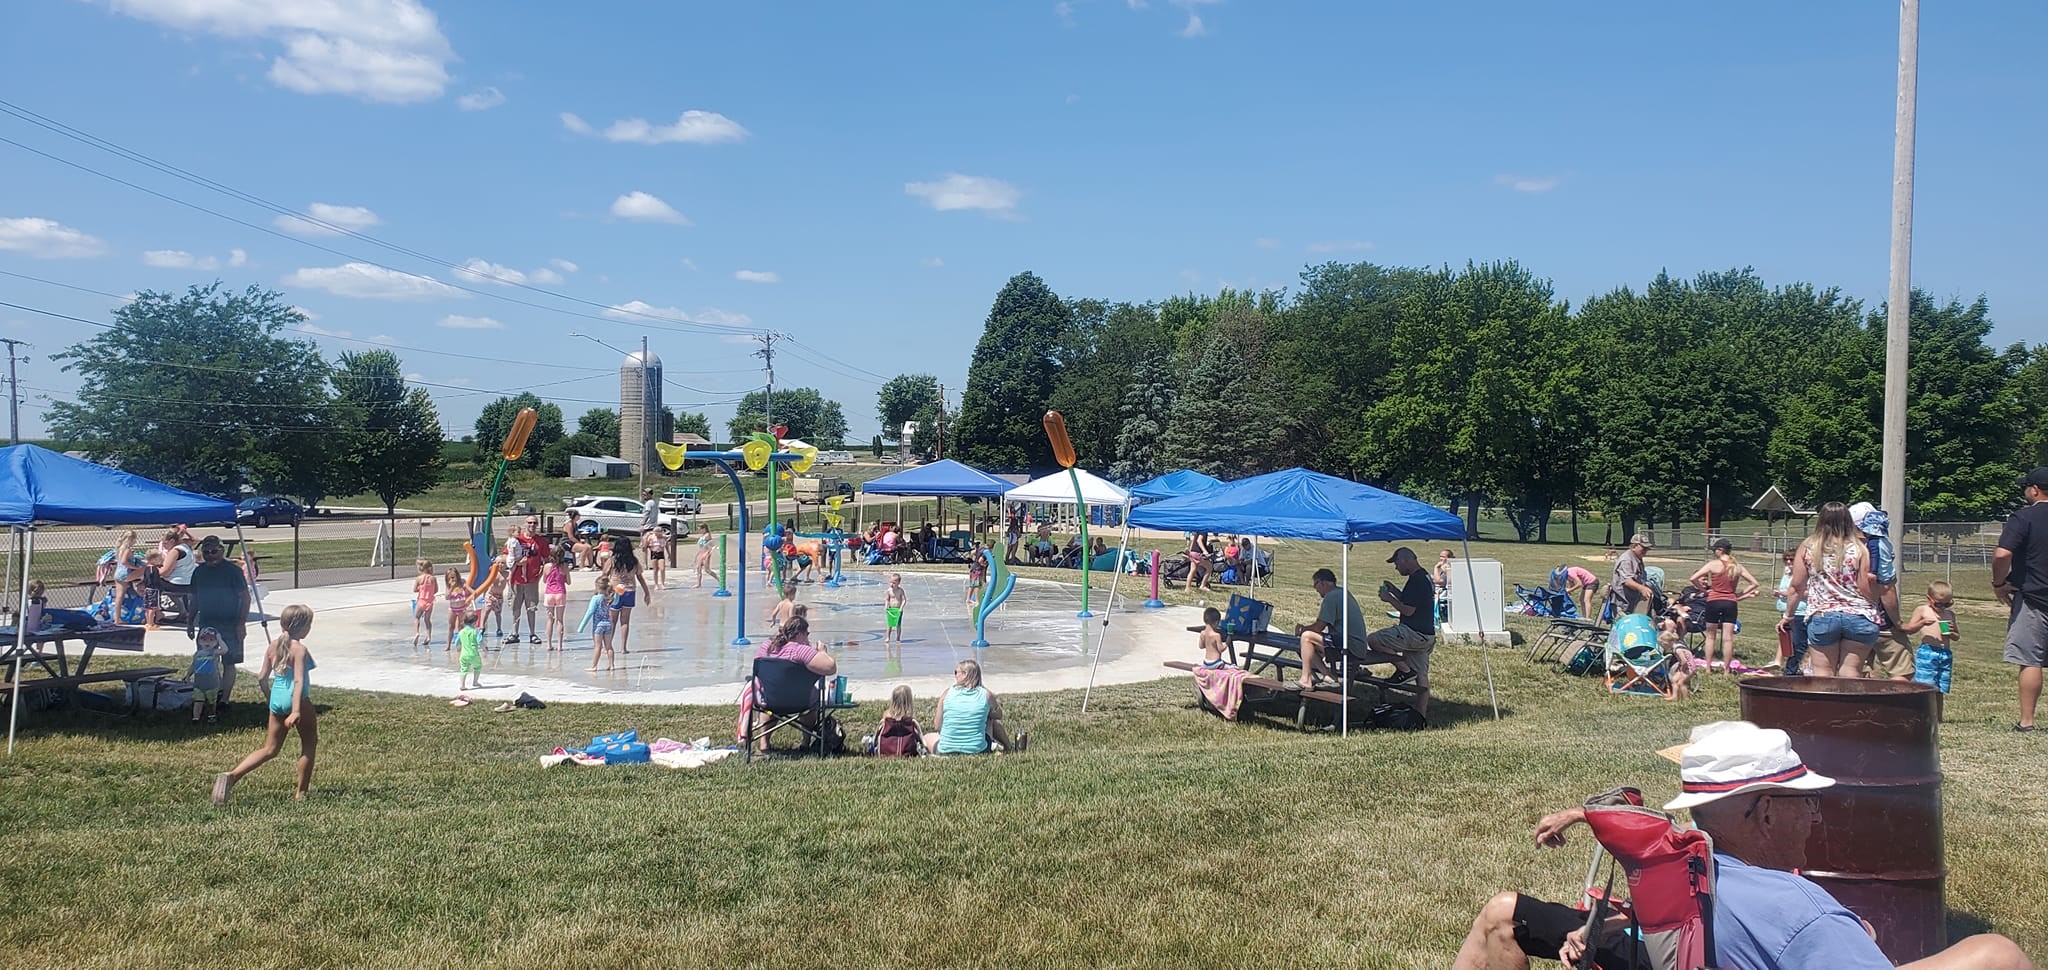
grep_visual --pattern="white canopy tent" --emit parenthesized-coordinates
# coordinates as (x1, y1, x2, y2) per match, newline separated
(1003, 468, 1130, 507)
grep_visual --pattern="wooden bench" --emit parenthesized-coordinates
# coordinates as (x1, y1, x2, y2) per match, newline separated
(0, 666, 178, 711)
(1164, 660, 1364, 729)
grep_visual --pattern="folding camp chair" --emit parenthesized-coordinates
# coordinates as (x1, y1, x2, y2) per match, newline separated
(1577, 786, 1719, 970)
(742, 658, 843, 762)
(1604, 615, 1677, 699)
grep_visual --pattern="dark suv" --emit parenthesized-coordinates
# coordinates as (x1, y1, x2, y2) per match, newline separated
(236, 496, 302, 528)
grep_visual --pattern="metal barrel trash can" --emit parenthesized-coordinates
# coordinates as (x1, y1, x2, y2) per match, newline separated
(1737, 675, 1945, 963)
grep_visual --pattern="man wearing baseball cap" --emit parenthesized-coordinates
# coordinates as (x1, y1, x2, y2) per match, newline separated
(1453, 722, 2032, 969)
(1992, 468, 2048, 733)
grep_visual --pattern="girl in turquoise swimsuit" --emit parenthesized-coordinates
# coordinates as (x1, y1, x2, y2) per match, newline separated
(213, 604, 318, 805)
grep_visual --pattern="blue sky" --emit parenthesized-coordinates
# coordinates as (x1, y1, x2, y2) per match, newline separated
(2, 1, 2043, 442)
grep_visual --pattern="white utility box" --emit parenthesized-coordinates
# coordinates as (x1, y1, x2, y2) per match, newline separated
(1440, 557, 1509, 645)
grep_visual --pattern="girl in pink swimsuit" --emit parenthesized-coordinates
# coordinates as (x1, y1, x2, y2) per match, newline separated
(442, 567, 472, 653)
(541, 558, 569, 652)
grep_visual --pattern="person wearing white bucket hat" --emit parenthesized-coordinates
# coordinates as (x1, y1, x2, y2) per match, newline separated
(1453, 722, 2033, 970)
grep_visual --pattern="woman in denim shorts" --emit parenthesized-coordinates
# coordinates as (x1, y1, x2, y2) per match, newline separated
(1779, 502, 1881, 678)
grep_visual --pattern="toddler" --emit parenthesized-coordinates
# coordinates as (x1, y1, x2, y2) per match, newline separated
(542, 558, 568, 652)
(586, 573, 617, 672)
(966, 544, 988, 606)
(481, 557, 508, 639)
(187, 627, 225, 723)
(871, 685, 924, 756)
(411, 559, 437, 647)
(454, 611, 483, 698)
(1198, 606, 1228, 668)
(1904, 580, 1958, 695)
(884, 573, 907, 644)
(1656, 618, 1696, 699)
(443, 568, 471, 652)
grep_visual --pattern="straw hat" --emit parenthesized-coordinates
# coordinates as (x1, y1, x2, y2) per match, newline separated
(1658, 721, 1834, 811)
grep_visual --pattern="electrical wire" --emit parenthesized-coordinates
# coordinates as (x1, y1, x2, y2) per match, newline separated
(0, 99, 763, 339)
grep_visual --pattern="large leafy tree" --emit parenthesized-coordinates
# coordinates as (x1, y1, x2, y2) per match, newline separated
(1272, 262, 1418, 476)
(875, 374, 941, 441)
(1048, 300, 1171, 470)
(670, 409, 712, 440)
(474, 394, 565, 469)
(726, 387, 847, 446)
(952, 272, 1074, 470)
(1110, 354, 1174, 483)
(47, 283, 335, 498)
(576, 408, 621, 444)
(329, 350, 445, 513)
(1159, 323, 1291, 478)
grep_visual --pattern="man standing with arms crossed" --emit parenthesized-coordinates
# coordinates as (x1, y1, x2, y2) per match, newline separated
(1992, 468, 2048, 733)
(508, 515, 546, 645)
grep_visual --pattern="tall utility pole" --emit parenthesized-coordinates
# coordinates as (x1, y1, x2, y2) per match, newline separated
(0, 338, 27, 445)
(935, 383, 945, 460)
(752, 332, 778, 433)
(638, 334, 650, 494)
(1881, 0, 1919, 548)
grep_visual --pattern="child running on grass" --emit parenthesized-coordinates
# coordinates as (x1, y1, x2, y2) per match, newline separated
(586, 573, 617, 672)
(187, 626, 225, 724)
(213, 604, 317, 805)
(884, 572, 907, 644)
(542, 557, 568, 652)
(443, 567, 471, 652)
(1904, 580, 1959, 698)
(411, 559, 437, 647)
(454, 611, 483, 700)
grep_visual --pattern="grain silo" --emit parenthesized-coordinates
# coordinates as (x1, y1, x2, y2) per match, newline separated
(619, 348, 664, 477)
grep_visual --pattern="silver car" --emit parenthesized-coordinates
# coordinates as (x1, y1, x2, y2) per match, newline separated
(562, 495, 684, 535)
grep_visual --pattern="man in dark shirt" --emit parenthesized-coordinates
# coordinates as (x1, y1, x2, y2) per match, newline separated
(187, 535, 251, 706)
(1361, 546, 1436, 714)
(1992, 468, 2048, 732)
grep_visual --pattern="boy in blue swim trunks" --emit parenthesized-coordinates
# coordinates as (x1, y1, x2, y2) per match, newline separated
(1904, 580, 1959, 702)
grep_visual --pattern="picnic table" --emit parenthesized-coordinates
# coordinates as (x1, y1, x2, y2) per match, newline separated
(1, 625, 173, 711)
(1174, 625, 1422, 729)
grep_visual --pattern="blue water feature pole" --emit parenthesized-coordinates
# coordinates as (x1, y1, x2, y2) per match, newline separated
(685, 450, 800, 648)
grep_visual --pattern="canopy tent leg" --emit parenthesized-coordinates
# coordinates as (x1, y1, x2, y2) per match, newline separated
(1460, 537, 1501, 720)
(7, 527, 36, 757)
(231, 523, 275, 658)
(1081, 500, 1135, 713)
(1340, 543, 1349, 737)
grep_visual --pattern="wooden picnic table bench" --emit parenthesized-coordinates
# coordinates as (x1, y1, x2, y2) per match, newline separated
(0, 666, 178, 707)
(1184, 625, 1422, 698)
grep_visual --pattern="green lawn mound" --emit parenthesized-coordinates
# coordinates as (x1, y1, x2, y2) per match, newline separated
(2, 637, 2041, 967)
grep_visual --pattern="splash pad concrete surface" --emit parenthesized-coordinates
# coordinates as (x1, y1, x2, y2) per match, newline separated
(170, 567, 1200, 706)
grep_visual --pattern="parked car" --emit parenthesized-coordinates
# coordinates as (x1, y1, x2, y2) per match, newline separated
(236, 496, 302, 528)
(562, 496, 684, 535)
(658, 486, 703, 515)
(880, 455, 900, 465)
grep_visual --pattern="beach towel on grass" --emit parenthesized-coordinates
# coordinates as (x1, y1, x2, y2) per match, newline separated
(1193, 665, 1250, 721)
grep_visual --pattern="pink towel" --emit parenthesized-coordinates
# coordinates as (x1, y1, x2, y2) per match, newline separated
(1193, 665, 1250, 721)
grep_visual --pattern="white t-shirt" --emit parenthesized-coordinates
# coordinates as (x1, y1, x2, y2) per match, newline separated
(165, 543, 198, 585)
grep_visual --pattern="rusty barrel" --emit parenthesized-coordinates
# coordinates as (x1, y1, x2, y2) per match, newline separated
(1738, 676, 1945, 963)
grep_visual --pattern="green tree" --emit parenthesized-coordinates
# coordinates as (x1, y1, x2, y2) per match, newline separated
(540, 432, 608, 477)
(876, 374, 941, 440)
(1159, 328, 1290, 477)
(47, 283, 335, 498)
(952, 272, 1074, 469)
(725, 388, 847, 446)
(1111, 354, 1175, 482)
(474, 394, 565, 469)
(670, 409, 712, 440)
(1271, 262, 1418, 476)
(1048, 300, 1171, 470)
(329, 349, 445, 513)
(576, 407, 621, 444)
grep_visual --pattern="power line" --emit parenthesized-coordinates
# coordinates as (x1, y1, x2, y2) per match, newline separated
(0, 100, 763, 339)
(783, 335, 892, 383)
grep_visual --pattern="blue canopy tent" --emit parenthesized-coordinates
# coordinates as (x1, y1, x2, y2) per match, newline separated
(1, 445, 244, 754)
(1127, 469, 1225, 503)
(861, 459, 1014, 498)
(1118, 467, 1496, 730)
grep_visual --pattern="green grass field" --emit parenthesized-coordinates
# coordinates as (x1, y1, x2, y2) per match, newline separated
(2, 566, 2042, 968)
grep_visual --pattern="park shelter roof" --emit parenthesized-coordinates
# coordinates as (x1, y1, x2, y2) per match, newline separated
(861, 459, 1014, 499)
(1128, 466, 1463, 544)
(1004, 468, 1130, 508)
(0, 444, 237, 528)
(1128, 469, 1224, 502)
(1750, 485, 1813, 516)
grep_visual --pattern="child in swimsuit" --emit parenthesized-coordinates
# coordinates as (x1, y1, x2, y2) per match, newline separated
(966, 544, 988, 606)
(482, 556, 507, 640)
(187, 627, 225, 724)
(884, 573, 907, 644)
(643, 527, 669, 589)
(213, 604, 317, 805)
(542, 558, 568, 652)
(455, 611, 483, 696)
(1905, 580, 1959, 699)
(411, 559, 437, 647)
(587, 573, 617, 672)
(1198, 607, 1230, 668)
(442, 568, 472, 652)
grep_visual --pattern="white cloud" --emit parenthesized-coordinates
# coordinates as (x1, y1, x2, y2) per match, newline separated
(1054, 1, 1075, 26)
(283, 262, 464, 301)
(734, 269, 779, 284)
(456, 86, 505, 111)
(0, 217, 107, 259)
(289, 305, 319, 321)
(603, 300, 751, 328)
(529, 267, 563, 285)
(142, 249, 219, 270)
(452, 257, 527, 286)
(904, 173, 1021, 218)
(368, 333, 396, 344)
(296, 321, 349, 338)
(567, 110, 750, 145)
(548, 258, 578, 273)
(1495, 173, 1562, 193)
(1178, 12, 1207, 37)
(437, 314, 504, 330)
(680, 257, 699, 272)
(1305, 240, 1373, 253)
(274, 202, 382, 237)
(610, 191, 689, 225)
(104, 0, 455, 104)
(403, 371, 426, 381)
(1179, 268, 1200, 284)
(1127, 0, 1148, 8)
(1253, 236, 1278, 250)
(922, 257, 944, 268)
(228, 247, 248, 267)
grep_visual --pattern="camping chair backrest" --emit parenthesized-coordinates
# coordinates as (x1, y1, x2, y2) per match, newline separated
(752, 657, 822, 714)
(1584, 794, 1716, 970)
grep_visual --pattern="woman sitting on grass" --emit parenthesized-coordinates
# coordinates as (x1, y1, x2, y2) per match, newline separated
(923, 659, 1026, 755)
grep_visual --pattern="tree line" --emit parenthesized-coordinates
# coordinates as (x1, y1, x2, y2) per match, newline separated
(933, 265, 2041, 538)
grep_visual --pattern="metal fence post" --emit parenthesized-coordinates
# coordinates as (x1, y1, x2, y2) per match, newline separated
(292, 520, 301, 590)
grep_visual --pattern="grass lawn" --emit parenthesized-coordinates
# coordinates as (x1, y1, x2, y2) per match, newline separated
(2, 603, 2042, 967)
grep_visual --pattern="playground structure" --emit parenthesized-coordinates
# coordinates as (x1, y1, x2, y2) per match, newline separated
(462, 407, 538, 591)
(655, 427, 810, 646)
